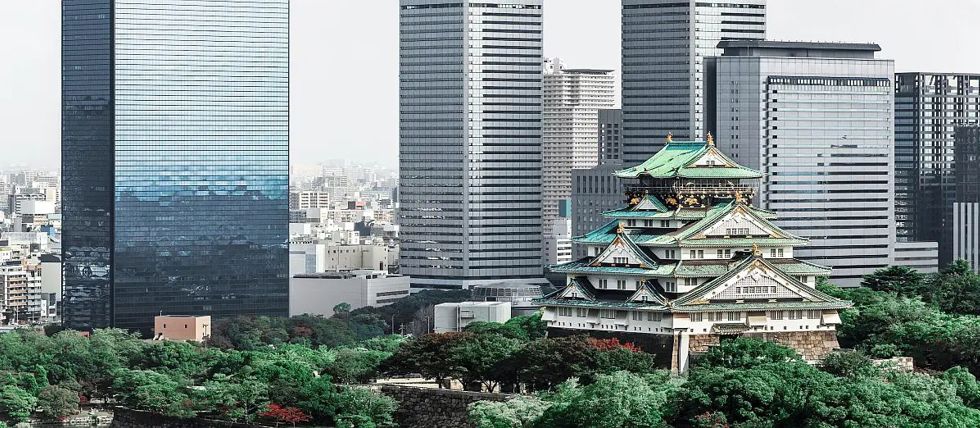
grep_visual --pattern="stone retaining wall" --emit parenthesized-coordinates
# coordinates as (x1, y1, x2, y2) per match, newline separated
(380, 384, 511, 428)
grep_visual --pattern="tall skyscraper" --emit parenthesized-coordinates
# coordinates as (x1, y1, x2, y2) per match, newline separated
(62, 0, 289, 332)
(542, 58, 615, 231)
(621, 0, 766, 165)
(399, 0, 546, 289)
(713, 41, 937, 286)
(952, 126, 980, 271)
(895, 73, 980, 263)
(598, 109, 624, 164)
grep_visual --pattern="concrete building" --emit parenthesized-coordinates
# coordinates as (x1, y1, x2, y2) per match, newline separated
(572, 163, 625, 259)
(39, 254, 61, 321)
(289, 271, 411, 316)
(598, 109, 624, 164)
(434, 301, 512, 333)
(711, 40, 936, 286)
(953, 126, 980, 271)
(542, 58, 616, 232)
(471, 283, 543, 316)
(895, 73, 980, 264)
(0, 260, 43, 324)
(153, 315, 212, 342)
(289, 191, 331, 210)
(543, 218, 573, 266)
(399, 0, 546, 289)
(621, 0, 766, 164)
(953, 203, 980, 271)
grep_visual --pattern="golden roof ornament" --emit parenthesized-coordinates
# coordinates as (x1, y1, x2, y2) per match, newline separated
(616, 222, 626, 234)
(666, 132, 673, 143)
(752, 244, 761, 257)
(707, 132, 715, 146)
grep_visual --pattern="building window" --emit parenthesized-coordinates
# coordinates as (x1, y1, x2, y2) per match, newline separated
(769, 311, 784, 320)
(664, 281, 676, 292)
(684, 278, 698, 287)
(788, 310, 803, 320)
(598, 279, 608, 289)
(690, 313, 703, 322)
(600, 310, 616, 319)
(616, 280, 627, 290)
(807, 310, 820, 319)
(576, 308, 588, 317)
(661, 220, 670, 228)
(558, 307, 573, 317)
(726, 228, 749, 236)
(647, 312, 662, 321)
(726, 312, 741, 322)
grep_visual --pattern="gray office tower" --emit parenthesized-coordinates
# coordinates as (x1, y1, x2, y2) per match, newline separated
(571, 109, 624, 259)
(895, 73, 980, 264)
(712, 41, 937, 287)
(621, 0, 766, 164)
(952, 126, 980, 271)
(399, 1, 546, 289)
(62, 0, 289, 332)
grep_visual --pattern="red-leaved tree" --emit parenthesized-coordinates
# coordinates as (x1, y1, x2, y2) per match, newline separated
(259, 403, 312, 427)
(587, 337, 642, 352)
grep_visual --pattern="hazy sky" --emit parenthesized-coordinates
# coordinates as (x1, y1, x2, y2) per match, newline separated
(2, 0, 979, 170)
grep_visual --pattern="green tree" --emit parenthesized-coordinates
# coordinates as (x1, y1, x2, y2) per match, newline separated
(819, 351, 879, 378)
(325, 348, 391, 384)
(296, 376, 338, 423)
(111, 369, 194, 418)
(334, 387, 396, 428)
(36, 385, 80, 421)
(383, 333, 468, 388)
(469, 396, 549, 428)
(536, 372, 676, 428)
(196, 374, 269, 422)
(861, 266, 925, 295)
(0, 385, 36, 423)
(448, 332, 521, 391)
(694, 337, 800, 369)
(503, 313, 548, 340)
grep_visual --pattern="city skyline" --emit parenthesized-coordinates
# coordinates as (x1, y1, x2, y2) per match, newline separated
(3, 0, 980, 169)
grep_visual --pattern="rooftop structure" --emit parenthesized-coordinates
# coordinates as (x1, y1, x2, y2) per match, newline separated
(536, 138, 851, 373)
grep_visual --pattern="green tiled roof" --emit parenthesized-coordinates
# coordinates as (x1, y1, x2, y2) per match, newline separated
(550, 260, 676, 276)
(615, 141, 762, 180)
(534, 298, 657, 309)
(673, 260, 831, 277)
(680, 238, 808, 247)
(590, 232, 660, 269)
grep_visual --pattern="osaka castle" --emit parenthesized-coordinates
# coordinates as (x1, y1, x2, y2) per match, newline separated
(536, 135, 852, 373)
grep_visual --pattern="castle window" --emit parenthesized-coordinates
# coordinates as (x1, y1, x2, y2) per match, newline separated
(788, 310, 803, 320)
(684, 278, 698, 287)
(690, 313, 703, 322)
(664, 281, 677, 292)
(557, 307, 573, 317)
(807, 310, 820, 319)
(600, 310, 616, 319)
(769, 311, 784, 320)
(726, 312, 741, 321)
(660, 220, 670, 228)
(647, 312, 662, 321)
(632, 311, 643, 321)
(598, 279, 608, 289)
(576, 308, 588, 317)
(616, 280, 627, 290)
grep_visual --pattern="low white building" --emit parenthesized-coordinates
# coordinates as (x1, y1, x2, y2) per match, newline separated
(289, 270, 411, 316)
(434, 301, 512, 333)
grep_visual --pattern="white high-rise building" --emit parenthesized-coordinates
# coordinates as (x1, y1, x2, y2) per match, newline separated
(621, 0, 766, 165)
(399, 0, 545, 289)
(542, 58, 615, 231)
(712, 41, 935, 286)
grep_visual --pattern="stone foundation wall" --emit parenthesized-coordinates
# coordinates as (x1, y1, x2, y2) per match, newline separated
(380, 385, 510, 428)
(742, 330, 840, 361)
(688, 331, 840, 362)
(688, 334, 721, 354)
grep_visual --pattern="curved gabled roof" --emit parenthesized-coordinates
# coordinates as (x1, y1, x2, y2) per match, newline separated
(615, 141, 762, 180)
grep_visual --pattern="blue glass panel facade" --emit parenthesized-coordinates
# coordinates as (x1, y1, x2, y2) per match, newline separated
(62, 0, 289, 333)
(62, 0, 115, 330)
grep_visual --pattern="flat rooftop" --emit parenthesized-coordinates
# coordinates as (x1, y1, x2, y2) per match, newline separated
(719, 40, 882, 60)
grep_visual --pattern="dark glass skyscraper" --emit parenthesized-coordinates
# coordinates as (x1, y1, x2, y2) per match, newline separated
(62, 0, 289, 332)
